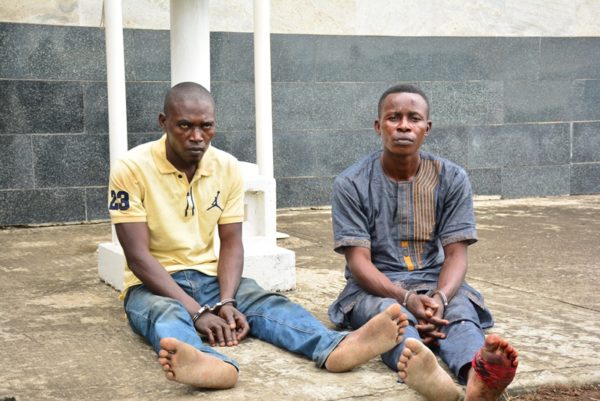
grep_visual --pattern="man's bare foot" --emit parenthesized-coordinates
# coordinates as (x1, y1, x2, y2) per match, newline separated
(325, 304, 408, 372)
(158, 338, 238, 389)
(397, 338, 462, 401)
(465, 334, 519, 401)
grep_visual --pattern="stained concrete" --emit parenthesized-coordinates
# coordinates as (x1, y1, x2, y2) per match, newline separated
(1, 195, 599, 401)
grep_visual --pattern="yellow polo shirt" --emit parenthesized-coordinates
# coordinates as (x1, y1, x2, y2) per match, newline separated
(108, 134, 244, 293)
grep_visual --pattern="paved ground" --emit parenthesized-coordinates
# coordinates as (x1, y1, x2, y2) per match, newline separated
(1, 195, 599, 401)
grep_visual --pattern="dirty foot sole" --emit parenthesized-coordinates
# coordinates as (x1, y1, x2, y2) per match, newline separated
(325, 304, 408, 372)
(158, 337, 238, 389)
(397, 338, 461, 401)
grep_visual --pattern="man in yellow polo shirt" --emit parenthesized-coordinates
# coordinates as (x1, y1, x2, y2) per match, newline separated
(108, 81, 409, 389)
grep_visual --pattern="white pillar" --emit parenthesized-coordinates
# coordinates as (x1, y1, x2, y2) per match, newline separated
(170, 0, 211, 88)
(103, 0, 128, 244)
(253, 0, 274, 179)
(98, 0, 128, 289)
(104, 0, 128, 170)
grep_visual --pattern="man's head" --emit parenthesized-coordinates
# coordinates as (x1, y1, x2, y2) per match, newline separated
(159, 82, 216, 170)
(374, 84, 431, 158)
(377, 84, 430, 119)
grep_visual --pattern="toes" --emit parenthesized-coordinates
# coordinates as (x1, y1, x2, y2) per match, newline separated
(159, 337, 178, 353)
(484, 333, 502, 350)
(404, 338, 422, 353)
(397, 357, 408, 372)
(400, 349, 413, 363)
(393, 312, 408, 322)
(485, 334, 519, 363)
(384, 306, 403, 324)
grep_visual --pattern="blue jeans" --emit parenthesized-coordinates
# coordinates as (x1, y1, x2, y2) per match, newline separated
(124, 270, 347, 371)
(349, 291, 484, 384)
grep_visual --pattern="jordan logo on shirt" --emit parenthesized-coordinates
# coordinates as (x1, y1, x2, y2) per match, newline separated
(207, 191, 223, 211)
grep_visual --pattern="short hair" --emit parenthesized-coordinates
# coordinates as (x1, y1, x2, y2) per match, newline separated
(163, 81, 213, 114)
(377, 84, 430, 118)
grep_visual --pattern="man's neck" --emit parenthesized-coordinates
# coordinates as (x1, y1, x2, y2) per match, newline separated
(165, 144, 199, 182)
(380, 152, 421, 182)
(182, 165, 198, 183)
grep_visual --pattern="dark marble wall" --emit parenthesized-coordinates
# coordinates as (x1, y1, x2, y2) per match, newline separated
(0, 22, 599, 225)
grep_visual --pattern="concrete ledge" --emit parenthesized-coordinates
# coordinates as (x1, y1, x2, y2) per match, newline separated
(98, 240, 296, 292)
(242, 242, 295, 291)
(97, 241, 125, 291)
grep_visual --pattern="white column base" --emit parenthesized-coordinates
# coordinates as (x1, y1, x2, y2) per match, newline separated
(97, 242, 126, 291)
(97, 240, 296, 292)
(242, 241, 296, 291)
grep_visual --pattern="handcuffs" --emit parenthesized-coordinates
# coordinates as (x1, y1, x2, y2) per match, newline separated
(191, 298, 237, 324)
(426, 289, 449, 307)
(402, 289, 449, 307)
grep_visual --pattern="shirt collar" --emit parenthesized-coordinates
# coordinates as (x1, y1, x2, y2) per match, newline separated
(151, 133, 215, 177)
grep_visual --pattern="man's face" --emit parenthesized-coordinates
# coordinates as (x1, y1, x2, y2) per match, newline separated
(374, 92, 431, 157)
(159, 95, 216, 169)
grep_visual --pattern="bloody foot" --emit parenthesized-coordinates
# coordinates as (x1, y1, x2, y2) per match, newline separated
(465, 334, 519, 401)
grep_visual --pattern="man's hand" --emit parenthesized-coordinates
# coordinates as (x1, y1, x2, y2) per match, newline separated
(218, 304, 250, 345)
(194, 312, 238, 347)
(405, 293, 448, 345)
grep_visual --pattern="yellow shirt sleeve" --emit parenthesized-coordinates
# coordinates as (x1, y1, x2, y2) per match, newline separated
(108, 159, 148, 224)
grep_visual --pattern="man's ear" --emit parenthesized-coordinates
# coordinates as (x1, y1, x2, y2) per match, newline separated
(158, 112, 167, 130)
(374, 119, 381, 135)
(425, 121, 432, 136)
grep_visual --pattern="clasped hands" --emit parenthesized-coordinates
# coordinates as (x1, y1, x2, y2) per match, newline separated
(404, 292, 449, 346)
(193, 303, 250, 347)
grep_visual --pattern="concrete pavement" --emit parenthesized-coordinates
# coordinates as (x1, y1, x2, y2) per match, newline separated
(1, 195, 599, 400)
